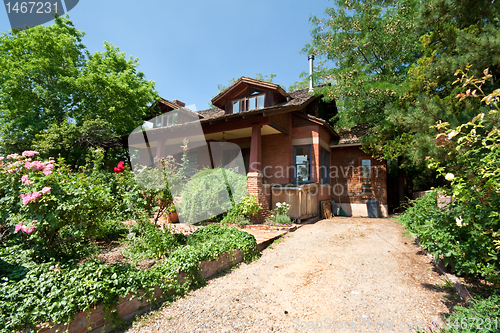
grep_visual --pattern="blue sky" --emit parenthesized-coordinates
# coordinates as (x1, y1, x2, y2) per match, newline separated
(0, 0, 332, 111)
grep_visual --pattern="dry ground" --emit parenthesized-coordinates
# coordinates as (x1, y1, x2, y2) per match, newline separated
(124, 217, 452, 333)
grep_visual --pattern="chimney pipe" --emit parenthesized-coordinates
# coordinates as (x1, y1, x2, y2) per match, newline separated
(308, 55, 315, 92)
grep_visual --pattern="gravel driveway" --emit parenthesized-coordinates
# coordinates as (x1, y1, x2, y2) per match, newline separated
(125, 218, 450, 333)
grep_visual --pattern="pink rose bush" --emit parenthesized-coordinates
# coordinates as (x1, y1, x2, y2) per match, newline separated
(14, 221, 35, 234)
(0, 150, 116, 260)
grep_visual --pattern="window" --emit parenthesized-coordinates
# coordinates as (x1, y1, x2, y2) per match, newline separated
(153, 112, 178, 128)
(231, 93, 265, 113)
(361, 159, 372, 193)
(294, 145, 311, 183)
(320, 149, 330, 185)
(166, 113, 178, 126)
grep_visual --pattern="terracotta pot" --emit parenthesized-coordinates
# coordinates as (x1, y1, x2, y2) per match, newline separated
(166, 212, 179, 223)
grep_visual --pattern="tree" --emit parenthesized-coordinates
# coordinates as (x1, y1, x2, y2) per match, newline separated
(0, 15, 159, 165)
(304, 0, 421, 130)
(303, 0, 500, 169)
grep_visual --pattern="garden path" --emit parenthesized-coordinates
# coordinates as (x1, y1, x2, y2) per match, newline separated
(125, 218, 451, 333)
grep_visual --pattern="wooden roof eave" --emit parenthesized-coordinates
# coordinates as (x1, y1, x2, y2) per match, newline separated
(211, 77, 290, 108)
(292, 112, 339, 139)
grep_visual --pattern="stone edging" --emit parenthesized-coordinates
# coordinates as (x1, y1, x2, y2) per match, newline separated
(415, 239, 474, 303)
(34, 249, 244, 333)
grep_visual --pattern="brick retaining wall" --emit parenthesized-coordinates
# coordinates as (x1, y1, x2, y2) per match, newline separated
(36, 250, 244, 333)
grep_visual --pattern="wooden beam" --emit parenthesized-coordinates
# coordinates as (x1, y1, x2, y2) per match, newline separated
(269, 123, 289, 135)
(202, 116, 270, 135)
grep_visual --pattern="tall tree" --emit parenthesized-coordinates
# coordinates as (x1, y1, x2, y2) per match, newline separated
(303, 0, 500, 168)
(0, 16, 159, 165)
(304, 0, 421, 131)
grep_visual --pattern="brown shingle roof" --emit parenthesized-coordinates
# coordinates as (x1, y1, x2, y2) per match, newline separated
(211, 77, 290, 108)
(197, 107, 225, 120)
(333, 124, 371, 146)
(197, 87, 315, 121)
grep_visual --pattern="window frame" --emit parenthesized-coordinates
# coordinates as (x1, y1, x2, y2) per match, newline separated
(231, 93, 265, 113)
(293, 145, 312, 183)
(359, 158, 373, 194)
(320, 148, 330, 185)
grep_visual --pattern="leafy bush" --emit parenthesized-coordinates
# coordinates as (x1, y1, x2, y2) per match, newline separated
(178, 168, 247, 224)
(0, 224, 259, 331)
(123, 217, 187, 261)
(400, 191, 499, 281)
(0, 150, 159, 261)
(273, 214, 292, 225)
(221, 194, 262, 226)
(0, 152, 118, 260)
(267, 201, 292, 225)
(187, 224, 260, 262)
(442, 293, 500, 333)
(408, 67, 500, 282)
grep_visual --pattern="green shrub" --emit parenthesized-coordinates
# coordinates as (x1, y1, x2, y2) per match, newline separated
(0, 224, 259, 331)
(274, 214, 292, 225)
(187, 224, 259, 262)
(0, 153, 119, 261)
(400, 191, 499, 282)
(416, 67, 500, 282)
(123, 218, 187, 261)
(442, 293, 500, 332)
(178, 168, 247, 224)
(221, 194, 262, 226)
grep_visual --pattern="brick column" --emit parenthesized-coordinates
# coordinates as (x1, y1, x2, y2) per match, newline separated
(247, 172, 271, 223)
(247, 124, 271, 222)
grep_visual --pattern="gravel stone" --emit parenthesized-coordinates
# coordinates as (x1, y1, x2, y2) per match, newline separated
(124, 218, 450, 333)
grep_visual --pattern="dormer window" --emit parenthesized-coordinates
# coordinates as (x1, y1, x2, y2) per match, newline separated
(166, 113, 178, 126)
(232, 93, 265, 113)
(154, 112, 178, 128)
(211, 77, 290, 113)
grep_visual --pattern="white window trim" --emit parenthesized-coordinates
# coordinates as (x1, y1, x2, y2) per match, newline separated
(232, 93, 265, 113)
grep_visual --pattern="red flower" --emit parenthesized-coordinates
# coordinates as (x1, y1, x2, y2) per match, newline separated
(114, 161, 125, 173)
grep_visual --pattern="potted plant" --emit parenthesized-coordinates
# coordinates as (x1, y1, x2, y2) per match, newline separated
(166, 204, 179, 223)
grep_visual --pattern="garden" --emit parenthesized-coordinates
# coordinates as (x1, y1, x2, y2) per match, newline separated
(0, 144, 295, 332)
(399, 67, 500, 332)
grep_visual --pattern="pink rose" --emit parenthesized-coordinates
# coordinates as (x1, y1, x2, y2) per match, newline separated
(41, 186, 51, 194)
(20, 192, 41, 204)
(21, 175, 33, 185)
(14, 222, 23, 233)
(22, 151, 39, 157)
(20, 193, 31, 205)
(25, 225, 35, 234)
(42, 169, 52, 176)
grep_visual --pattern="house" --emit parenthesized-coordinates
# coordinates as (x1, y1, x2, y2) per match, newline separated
(127, 77, 389, 222)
